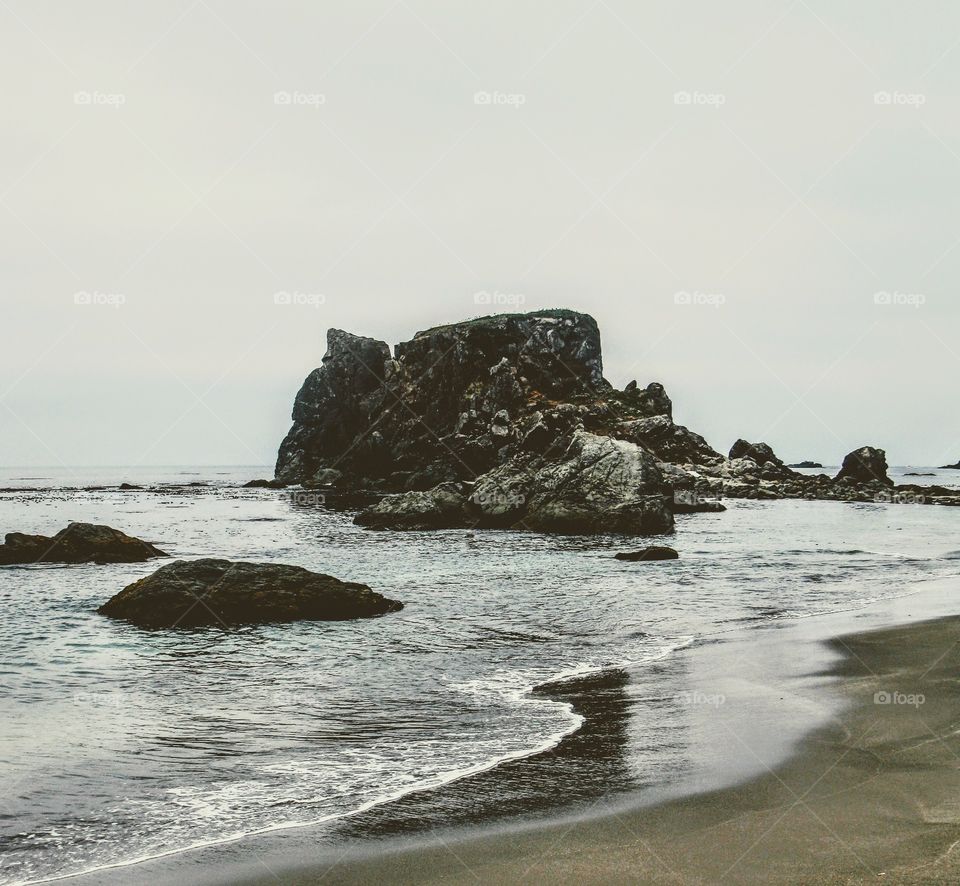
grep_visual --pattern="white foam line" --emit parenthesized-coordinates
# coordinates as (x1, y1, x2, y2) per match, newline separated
(16, 638, 694, 886)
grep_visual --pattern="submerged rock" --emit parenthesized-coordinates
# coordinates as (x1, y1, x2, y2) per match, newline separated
(835, 446, 893, 487)
(0, 523, 167, 565)
(97, 559, 403, 628)
(614, 546, 679, 562)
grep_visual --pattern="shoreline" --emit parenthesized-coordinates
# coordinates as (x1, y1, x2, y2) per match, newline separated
(248, 597, 960, 884)
(54, 574, 960, 886)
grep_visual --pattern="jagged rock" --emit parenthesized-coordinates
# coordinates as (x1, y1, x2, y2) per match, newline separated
(620, 381, 672, 419)
(0, 523, 167, 565)
(276, 311, 609, 488)
(835, 446, 893, 487)
(614, 546, 678, 561)
(729, 439, 783, 466)
(97, 559, 402, 628)
(356, 431, 674, 536)
(354, 483, 470, 530)
(519, 432, 672, 535)
(276, 329, 392, 485)
(615, 415, 722, 466)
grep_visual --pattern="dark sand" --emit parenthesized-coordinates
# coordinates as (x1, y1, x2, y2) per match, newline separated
(237, 614, 960, 885)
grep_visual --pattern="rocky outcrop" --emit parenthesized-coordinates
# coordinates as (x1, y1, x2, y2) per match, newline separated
(276, 311, 613, 489)
(939, 460, 960, 470)
(614, 546, 679, 561)
(788, 461, 823, 469)
(0, 523, 167, 565)
(97, 559, 402, 628)
(275, 310, 960, 530)
(835, 446, 893, 487)
(356, 431, 674, 535)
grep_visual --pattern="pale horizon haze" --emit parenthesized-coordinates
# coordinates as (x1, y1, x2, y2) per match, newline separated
(3, 2, 960, 469)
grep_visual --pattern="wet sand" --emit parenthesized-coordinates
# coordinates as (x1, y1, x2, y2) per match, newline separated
(237, 611, 960, 885)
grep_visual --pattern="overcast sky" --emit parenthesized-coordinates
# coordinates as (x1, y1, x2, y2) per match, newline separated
(2, 1, 960, 469)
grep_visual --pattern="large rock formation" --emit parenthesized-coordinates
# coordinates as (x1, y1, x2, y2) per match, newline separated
(276, 311, 686, 491)
(97, 559, 403, 628)
(0, 523, 167, 565)
(275, 310, 960, 528)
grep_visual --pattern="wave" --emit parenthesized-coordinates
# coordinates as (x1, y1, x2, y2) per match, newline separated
(18, 638, 694, 886)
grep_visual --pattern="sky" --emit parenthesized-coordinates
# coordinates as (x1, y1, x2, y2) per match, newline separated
(2, 1, 960, 468)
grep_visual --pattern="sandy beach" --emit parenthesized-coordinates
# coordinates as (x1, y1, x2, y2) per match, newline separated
(224, 596, 960, 885)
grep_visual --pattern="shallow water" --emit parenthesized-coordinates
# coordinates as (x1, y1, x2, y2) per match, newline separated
(1, 465, 959, 885)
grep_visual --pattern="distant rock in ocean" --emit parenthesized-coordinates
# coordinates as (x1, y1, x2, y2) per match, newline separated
(788, 461, 823, 469)
(0, 522, 167, 565)
(834, 446, 893, 487)
(243, 478, 287, 489)
(273, 309, 960, 528)
(97, 559, 403, 628)
(939, 460, 960, 469)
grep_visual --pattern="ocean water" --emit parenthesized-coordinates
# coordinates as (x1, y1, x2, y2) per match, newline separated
(2, 465, 960, 885)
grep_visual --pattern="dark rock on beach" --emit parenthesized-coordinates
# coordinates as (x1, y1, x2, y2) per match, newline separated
(0, 522, 168, 565)
(615, 546, 679, 562)
(97, 558, 403, 628)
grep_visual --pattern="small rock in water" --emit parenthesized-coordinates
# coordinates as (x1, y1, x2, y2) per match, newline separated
(97, 558, 403, 628)
(0, 522, 167, 565)
(243, 478, 288, 489)
(614, 546, 679, 562)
